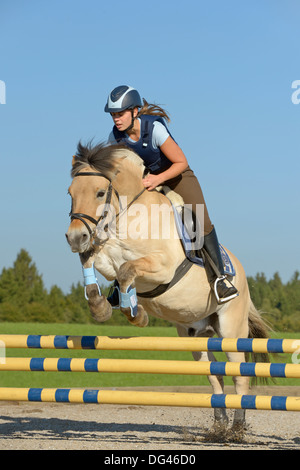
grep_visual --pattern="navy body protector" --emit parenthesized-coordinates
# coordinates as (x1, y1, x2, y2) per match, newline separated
(112, 114, 172, 173)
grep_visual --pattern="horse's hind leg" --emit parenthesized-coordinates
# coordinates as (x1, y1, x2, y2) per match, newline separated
(215, 288, 251, 433)
(193, 349, 229, 427)
(176, 324, 228, 428)
(226, 351, 250, 432)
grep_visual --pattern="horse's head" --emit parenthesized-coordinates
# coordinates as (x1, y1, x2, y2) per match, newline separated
(65, 142, 145, 253)
(66, 168, 112, 252)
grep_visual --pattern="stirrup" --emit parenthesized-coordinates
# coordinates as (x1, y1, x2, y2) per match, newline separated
(213, 275, 239, 304)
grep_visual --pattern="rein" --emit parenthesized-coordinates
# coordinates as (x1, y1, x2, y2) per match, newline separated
(69, 171, 146, 244)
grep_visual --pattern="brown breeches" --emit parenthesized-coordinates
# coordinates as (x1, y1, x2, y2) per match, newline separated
(164, 167, 213, 236)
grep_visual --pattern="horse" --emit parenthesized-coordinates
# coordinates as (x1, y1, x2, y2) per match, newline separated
(65, 141, 270, 433)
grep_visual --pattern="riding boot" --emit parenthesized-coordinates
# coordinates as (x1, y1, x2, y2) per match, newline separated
(107, 280, 120, 307)
(201, 227, 238, 304)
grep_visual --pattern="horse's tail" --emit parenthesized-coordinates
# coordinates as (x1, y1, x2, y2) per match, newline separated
(247, 299, 270, 358)
(247, 300, 273, 383)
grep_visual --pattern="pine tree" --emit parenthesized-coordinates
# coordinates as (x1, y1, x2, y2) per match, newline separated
(0, 249, 48, 321)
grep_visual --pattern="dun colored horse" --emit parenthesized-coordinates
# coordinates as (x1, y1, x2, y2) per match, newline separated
(66, 142, 270, 433)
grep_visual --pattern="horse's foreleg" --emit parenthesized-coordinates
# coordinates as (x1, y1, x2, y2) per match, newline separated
(85, 284, 112, 323)
(80, 255, 112, 323)
(117, 256, 163, 327)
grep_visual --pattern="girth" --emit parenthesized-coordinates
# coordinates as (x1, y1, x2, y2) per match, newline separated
(137, 258, 193, 298)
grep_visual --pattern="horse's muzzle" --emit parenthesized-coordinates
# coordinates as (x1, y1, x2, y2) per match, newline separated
(65, 226, 91, 253)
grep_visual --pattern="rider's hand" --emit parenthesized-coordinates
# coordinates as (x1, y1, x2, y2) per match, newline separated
(142, 174, 163, 191)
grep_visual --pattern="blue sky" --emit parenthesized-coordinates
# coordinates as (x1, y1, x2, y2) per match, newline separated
(0, 0, 299, 292)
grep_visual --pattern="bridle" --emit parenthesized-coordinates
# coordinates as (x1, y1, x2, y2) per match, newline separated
(69, 171, 146, 244)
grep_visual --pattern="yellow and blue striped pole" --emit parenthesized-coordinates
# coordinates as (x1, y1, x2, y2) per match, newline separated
(0, 335, 299, 354)
(0, 388, 299, 411)
(0, 357, 299, 378)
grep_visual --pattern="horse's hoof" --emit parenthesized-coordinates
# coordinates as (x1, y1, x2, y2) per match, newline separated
(229, 421, 246, 442)
(88, 294, 112, 323)
(123, 305, 149, 327)
(132, 310, 149, 327)
(214, 408, 229, 427)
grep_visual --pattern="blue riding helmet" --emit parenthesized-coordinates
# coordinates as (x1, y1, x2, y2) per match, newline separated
(104, 85, 143, 113)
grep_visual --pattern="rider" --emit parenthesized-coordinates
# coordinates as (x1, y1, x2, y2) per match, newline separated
(104, 85, 238, 304)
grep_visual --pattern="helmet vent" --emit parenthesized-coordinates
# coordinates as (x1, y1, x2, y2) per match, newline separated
(111, 85, 129, 102)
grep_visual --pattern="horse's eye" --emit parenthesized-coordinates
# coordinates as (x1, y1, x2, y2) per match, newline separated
(97, 190, 105, 199)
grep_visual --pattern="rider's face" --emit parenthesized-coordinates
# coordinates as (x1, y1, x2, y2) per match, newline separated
(111, 108, 138, 132)
(111, 109, 132, 131)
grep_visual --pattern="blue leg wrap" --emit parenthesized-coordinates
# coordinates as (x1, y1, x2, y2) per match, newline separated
(82, 264, 101, 300)
(119, 285, 138, 318)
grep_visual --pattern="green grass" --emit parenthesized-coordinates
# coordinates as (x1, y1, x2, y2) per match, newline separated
(0, 323, 299, 388)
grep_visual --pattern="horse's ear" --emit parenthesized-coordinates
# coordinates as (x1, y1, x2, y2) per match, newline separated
(72, 155, 76, 166)
(111, 156, 126, 177)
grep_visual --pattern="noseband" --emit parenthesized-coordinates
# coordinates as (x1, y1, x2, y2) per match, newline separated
(69, 171, 146, 242)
